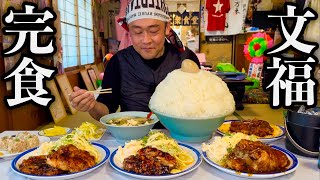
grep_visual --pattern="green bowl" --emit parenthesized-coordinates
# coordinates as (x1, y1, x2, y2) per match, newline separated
(150, 108, 225, 143)
(100, 111, 159, 144)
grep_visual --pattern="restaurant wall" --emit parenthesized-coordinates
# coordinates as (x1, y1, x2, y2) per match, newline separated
(198, 0, 287, 70)
(200, 37, 232, 68)
(0, 46, 10, 132)
(198, 0, 232, 68)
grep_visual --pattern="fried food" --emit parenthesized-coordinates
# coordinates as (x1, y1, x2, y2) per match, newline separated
(229, 119, 274, 137)
(138, 146, 177, 169)
(224, 139, 289, 173)
(123, 147, 178, 175)
(47, 144, 96, 173)
(19, 155, 67, 176)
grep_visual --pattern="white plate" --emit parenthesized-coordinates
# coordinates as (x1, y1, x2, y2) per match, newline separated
(202, 145, 299, 179)
(217, 120, 285, 143)
(0, 135, 50, 159)
(110, 143, 202, 179)
(11, 142, 110, 180)
(38, 127, 72, 137)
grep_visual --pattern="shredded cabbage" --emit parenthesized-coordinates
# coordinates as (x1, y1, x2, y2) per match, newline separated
(145, 132, 181, 155)
(73, 122, 104, 140)
(36, 133, 100, 162)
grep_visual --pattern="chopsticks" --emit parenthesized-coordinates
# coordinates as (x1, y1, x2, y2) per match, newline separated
(87, 88, 112, 94)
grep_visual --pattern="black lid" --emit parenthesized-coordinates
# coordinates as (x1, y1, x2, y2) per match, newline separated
(287, 109, 320, 128)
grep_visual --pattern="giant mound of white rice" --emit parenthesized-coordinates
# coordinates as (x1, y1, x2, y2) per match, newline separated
(149, 69, 235, 118)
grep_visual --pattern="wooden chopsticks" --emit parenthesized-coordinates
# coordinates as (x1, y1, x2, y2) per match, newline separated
(87, 88, 112, 94)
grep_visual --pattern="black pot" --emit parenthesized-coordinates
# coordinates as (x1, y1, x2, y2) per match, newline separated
(285, 109, 320, 158)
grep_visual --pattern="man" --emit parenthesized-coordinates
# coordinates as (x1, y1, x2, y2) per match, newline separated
(69, 0, 200, 124)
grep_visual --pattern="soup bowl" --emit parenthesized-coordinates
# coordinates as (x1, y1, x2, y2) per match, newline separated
(100, 111, 159, 144)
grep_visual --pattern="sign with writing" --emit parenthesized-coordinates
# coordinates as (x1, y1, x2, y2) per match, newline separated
(205, 36, 232, 43)
(169, 12, 199, 26)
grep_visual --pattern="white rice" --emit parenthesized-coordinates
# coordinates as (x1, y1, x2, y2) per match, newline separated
(202, 133, 257, 164)
(149, 69, 235, 118)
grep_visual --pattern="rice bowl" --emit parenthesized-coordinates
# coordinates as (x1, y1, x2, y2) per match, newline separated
(149, 64, 235, 142)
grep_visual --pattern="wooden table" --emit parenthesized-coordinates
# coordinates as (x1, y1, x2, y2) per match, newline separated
(223, 79, 254, 110)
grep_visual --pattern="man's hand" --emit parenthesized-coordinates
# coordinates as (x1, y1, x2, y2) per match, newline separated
(69, 86, 96, 112)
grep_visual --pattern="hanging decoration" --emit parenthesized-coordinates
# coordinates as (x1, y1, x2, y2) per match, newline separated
(243, 32, 273, 63)
(244, 32, 273, 81)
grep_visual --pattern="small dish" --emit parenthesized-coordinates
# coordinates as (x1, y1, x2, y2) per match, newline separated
(0, 136, 50, 159)
(38, 127, 71, 137)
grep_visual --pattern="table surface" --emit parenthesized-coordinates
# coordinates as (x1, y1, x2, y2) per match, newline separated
(0, 131, 319, 180)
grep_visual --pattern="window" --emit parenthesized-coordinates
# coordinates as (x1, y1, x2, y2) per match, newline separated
(58, 0, 94, 68)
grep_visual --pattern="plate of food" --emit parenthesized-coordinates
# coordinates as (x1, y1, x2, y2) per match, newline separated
(202, 133, 299, 179)
(109, 131, 202, 179)
(72, 122, 106, 141)
(38, 126, 72, 137)
(217, 119, 285, 143)
(11, 133, 110, 180)
(0, 132, 50, 159)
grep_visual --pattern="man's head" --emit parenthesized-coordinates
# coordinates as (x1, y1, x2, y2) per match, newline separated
(125, 0, 171, 60)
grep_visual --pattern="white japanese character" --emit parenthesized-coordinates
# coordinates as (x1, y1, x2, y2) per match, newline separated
(4, 57, 56, 107)
(267, 5, 317, 54)
(3, 3, 56, 55)
(284, 79, 315, 106)
(267, 57, 316, 106)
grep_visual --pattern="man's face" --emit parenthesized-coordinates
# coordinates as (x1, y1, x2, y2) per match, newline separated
(128, 19, 170, 60)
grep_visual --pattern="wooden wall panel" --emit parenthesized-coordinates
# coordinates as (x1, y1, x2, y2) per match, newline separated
(0, 47, 10, 132)
(200, 33, 233, 69)
(65, 69, 86, 89)
(10, 104, 49, 130)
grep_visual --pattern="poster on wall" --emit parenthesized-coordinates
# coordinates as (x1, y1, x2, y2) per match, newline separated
(204, 0, 249, 36)
(205, 36, 233, 43)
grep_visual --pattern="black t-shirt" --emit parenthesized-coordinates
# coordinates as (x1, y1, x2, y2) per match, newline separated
(141, 46, 168, 71)
(97, 43, 199, 113)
